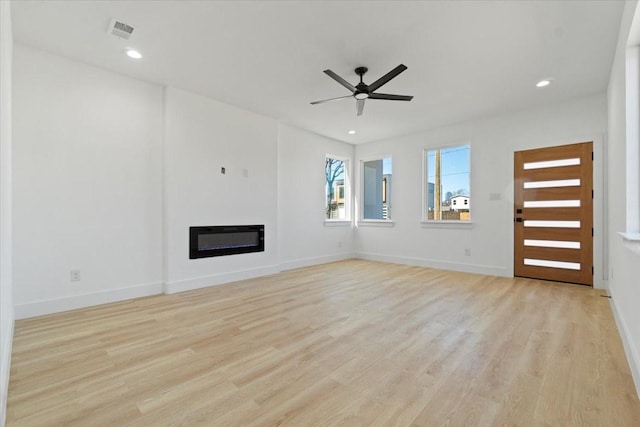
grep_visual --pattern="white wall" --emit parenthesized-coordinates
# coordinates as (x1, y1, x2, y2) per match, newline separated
(607, 0, 640, 398)
(163, 87, 279, 293)
(13, 45, 164, 318)
(355, 93, 607, 282)
(0, 2, 13, 424)
(10, 47, 362, 316)
(277, 123, 355, 270)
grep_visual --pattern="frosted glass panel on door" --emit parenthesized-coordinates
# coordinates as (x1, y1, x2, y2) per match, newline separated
(523, 200, 581, 208)
(523, 179, 580, 189)
(524, 239, 581, 249)
(523, 220, 581, 228)
(524, 258, 581, 270)
(523, 158, 580, 170)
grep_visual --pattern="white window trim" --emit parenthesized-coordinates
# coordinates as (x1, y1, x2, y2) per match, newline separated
(324, 220, 352, 227)
(619, 232, 640, 255)
(614, 47, 640, 256)
(422, 143, 472, 224)
(421, 220, 473, 229)
(619, 232, 640, 242)
(625, 46, 640, 233)
(359, 154, 394, 222)
(325, 154, 352, 223)
(358, 219, 395, 227)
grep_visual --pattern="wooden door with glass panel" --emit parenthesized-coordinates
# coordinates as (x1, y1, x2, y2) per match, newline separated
(514, 142, 593, 286)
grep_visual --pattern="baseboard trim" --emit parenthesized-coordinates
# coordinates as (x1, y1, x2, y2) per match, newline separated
(1, 307, 14, 427)
(354, 252, 509, 277)
(14, 282, 163, 320)
(609, 297, 640, 399)
(279, 252, 356, 271)
(164, 265, 281, 294)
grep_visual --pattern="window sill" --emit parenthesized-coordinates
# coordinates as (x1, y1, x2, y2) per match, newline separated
(618, 232, 640, 256)
(324, 220, 353, 227)
(618, 232, 640, 242)
(358, 220, 395, 228)
(421, 220, 474, 229)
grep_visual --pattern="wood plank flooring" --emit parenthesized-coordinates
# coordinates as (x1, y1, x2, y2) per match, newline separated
(6, 260, 640, 426)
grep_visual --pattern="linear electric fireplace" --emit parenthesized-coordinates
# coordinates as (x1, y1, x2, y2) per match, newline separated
(189, 225, 264, 259)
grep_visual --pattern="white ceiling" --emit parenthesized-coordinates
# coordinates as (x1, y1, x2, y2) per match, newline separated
(11, 1, 624, 144)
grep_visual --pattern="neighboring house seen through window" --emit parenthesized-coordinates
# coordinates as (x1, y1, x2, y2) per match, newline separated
(363, 157, 392, 220)
(325, 156, 349, 220)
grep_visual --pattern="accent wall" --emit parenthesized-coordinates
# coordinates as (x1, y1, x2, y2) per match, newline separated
(163, 87, 279, 293)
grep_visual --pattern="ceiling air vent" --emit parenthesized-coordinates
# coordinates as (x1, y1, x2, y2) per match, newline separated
(107, 18, 135, 40)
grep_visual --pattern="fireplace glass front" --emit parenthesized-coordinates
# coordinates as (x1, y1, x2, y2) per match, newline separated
(189, 225, 264, 259)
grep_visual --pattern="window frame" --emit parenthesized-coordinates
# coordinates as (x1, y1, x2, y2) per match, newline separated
(324, 154, 351, 224)
(625, 46, 640, 235)
(359, 155, 394, 224)
(618, 46, 640, 244)
(422, 143, 473, 227)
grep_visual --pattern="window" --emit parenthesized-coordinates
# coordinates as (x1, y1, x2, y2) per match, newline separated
(362, 157, 392, 220)
(626, 46, 640, 233)
(325, 156, 349, 220)
(425, 145, 470, 221)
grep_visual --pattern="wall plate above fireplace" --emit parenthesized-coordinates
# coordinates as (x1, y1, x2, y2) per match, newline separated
(189, 225, 264, 259)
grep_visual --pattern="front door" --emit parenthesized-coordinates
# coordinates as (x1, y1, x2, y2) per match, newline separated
(514, 142, 593, 286)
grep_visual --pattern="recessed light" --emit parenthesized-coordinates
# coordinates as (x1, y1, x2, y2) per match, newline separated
(536, 79, 551, 88)
(126, 49, 142, 59)
(348, 130, 356, 135)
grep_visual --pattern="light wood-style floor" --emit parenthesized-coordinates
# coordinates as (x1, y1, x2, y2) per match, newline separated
(7, 260, 640, 426)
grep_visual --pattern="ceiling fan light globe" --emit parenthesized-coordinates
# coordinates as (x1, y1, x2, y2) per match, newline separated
(354, 92, 369, 100)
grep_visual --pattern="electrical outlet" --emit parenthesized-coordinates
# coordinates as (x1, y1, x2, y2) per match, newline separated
(220, 167, 226, 174)
(243, 168, 249, 178)
(70, 270, 81, 282)
(464, 248, 471, 256)
(338, 241, 342, 248)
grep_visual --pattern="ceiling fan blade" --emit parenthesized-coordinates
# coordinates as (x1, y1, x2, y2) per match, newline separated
(324, 70, 356, 93)
(356, 99, 365, 116)
(367, 64, 408, 92)
(368, 93, 414, 101)
(310, 95, 352, 105)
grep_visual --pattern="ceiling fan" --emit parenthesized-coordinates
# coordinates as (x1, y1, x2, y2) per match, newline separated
(311, 64, 413, 116)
